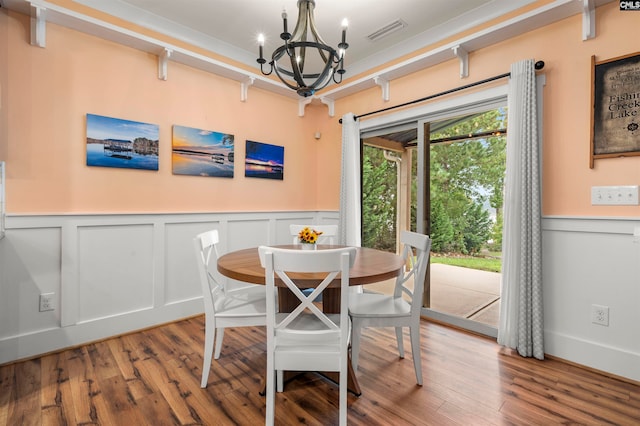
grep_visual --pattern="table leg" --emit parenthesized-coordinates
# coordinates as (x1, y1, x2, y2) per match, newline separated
(278, 288, 300, 312)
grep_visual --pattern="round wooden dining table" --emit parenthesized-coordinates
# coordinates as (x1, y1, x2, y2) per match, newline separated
(217, 244, 404, 396)
(217, 244, 404, 313)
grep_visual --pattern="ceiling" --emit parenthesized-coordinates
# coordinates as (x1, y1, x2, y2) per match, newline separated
(5, 0, 536, 77)
(86, 0, 536, 76)
(0, 0, 614, 101)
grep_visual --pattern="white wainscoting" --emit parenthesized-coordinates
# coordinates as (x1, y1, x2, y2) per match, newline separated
(1, 213, 639, 382)
(0, 211, 338, 364)
(542, 216, 640, 382)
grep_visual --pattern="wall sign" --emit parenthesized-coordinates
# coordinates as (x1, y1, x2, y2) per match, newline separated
(590, 52, 640, 168)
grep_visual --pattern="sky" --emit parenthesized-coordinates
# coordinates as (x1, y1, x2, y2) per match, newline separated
(172, 125, 233, 148)
(245, 140, 283, 165)
(86, 113, 159, 141)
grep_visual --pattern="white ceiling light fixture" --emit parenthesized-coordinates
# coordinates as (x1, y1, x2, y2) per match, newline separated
(257, 0, 349, 97)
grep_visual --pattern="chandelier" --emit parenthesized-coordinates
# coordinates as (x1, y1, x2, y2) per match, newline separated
(257, 0, 349, 97)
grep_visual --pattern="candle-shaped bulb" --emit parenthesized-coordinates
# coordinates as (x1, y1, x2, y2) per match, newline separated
(282, 8, 288, 34)
(341, 18, 348, 44)
(257, 34, 265, 60)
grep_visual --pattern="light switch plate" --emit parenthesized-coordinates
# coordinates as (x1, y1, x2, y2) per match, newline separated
(591, 186, 639, 205)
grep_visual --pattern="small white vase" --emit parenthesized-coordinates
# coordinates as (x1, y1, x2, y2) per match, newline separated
(301, 243, 316, 250)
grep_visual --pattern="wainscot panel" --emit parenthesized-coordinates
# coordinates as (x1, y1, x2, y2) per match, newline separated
(542, 216, 640, 382)
(0, 211, 338, 364)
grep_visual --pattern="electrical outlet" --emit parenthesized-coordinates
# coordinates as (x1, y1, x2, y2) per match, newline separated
(39, 293, 55, 312)
(591, 304, 609, 326)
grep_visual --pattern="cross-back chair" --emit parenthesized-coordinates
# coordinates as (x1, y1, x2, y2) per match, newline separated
(259, 246, 356, 426)
(194, 229, 267, 388)
(348, 230, 431, 385)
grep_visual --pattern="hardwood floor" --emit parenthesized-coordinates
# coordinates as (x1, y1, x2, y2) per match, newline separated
(1, 316, 639, 425)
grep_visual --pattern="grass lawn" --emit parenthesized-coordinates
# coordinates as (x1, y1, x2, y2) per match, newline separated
(431, 254, 501, 273)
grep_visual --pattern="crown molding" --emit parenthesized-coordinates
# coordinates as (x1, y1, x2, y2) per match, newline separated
(1, 0, 616, 111)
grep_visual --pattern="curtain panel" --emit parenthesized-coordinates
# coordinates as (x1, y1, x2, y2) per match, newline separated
(339, 113, 362, 247)
(497, 59, 544, 360)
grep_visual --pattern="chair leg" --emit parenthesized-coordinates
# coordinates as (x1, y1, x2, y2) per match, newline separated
(214, 327, 225, 359)
(266, 354, 275, 426)
(201, 318, 216, 388)
(276, 370, 283, 392)
(339, 355, 347, 426)
(395, 327, 405, 359)
(410, 325, 423, 386)
(350, 320, 362, 371)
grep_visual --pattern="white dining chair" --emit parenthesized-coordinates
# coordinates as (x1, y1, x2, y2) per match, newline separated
(259, 246, 356, 426)
(194, 229, 267, 388)
(289, 224, 338, 245)
(348, 230, 431, 386)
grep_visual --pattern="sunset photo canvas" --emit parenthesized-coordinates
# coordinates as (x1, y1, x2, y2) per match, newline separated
(172, 125, 234, 178)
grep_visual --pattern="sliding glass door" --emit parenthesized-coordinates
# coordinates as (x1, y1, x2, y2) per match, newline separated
(418, 109, 506, 336)
(360, 92, 508, 337)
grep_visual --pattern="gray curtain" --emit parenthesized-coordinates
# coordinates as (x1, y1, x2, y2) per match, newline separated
(339, 113, 361, 247)
(497, 59, 544, 360)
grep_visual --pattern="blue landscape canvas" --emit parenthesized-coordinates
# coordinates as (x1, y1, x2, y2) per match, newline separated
(86, 113, 159, 170)
(172, 125, 234, 178)
(245, 140, 284, 180)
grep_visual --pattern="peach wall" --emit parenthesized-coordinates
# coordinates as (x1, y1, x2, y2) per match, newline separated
(329, 2, 640, 217)
(2, 3, 640, 216)
(1, 10, 339, 213)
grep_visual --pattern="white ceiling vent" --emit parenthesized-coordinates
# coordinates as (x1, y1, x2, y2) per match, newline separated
(366, 19, 408, 42)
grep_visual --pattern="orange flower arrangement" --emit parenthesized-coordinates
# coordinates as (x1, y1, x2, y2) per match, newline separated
(298, 227, 323, 244)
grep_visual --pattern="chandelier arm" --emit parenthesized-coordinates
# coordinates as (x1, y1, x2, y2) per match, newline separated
(332, 66, 343, 84)
(260, 61, 273, 76)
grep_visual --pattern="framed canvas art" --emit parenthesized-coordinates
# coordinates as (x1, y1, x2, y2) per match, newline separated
(86, 114, 159, 170)
(172, 125, 234, 178)
(245, 140, 284, 180)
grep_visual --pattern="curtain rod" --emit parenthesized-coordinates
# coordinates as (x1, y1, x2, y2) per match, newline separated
(339, 60, 545, 123)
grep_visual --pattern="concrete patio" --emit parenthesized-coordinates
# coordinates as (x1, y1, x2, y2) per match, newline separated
(365, 263, 501, 328)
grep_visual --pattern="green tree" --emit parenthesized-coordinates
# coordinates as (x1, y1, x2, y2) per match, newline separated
(428, 109, 507, 254)
(362, 108, 507, 257)
(462, 201, 492, 254)
(362, 146, 397, 251)
(430, 198, 454, 252)
(488, 210, 503, 251)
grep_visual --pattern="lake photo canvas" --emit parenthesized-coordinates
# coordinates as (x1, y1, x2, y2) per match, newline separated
(86, 113, 159, 170)
(245, 140, 284, 180)
(172, 125, 234, 178)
